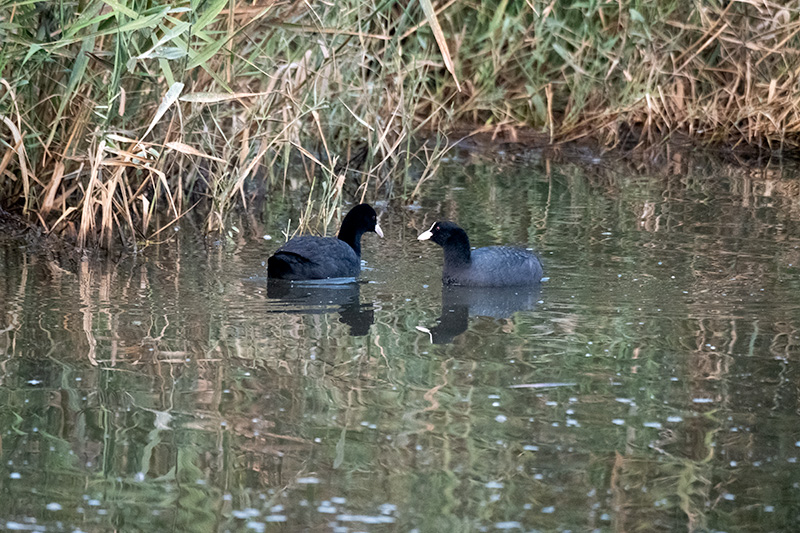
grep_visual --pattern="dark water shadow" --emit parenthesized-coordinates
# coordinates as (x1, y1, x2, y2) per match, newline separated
(419, 284, 542, 344)
(266, 279, 374, 336)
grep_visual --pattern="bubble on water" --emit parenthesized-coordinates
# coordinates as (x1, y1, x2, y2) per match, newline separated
(495, 521, 522, 529)
(317, 502, 336, 514)
(336, 514, 395, 524)
(380, 503, 397, 514)
(246, 521, 266, 532)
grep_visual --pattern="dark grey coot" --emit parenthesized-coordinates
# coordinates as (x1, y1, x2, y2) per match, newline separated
(418, 221, 543, 287)
(268, 203, 383, 280)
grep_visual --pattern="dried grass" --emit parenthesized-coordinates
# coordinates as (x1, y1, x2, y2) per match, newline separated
(0, 0, 798, 248)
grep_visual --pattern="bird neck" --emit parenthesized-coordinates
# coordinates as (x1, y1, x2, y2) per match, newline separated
(338, 226, 363, 256)
(443, 233, 471, 268)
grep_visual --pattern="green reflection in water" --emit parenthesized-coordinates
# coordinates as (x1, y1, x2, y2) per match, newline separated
(1, 152, 800, 532)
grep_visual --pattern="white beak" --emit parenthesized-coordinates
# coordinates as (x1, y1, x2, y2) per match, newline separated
(418, 222, 436, 240)
(374, 222, 384, 238)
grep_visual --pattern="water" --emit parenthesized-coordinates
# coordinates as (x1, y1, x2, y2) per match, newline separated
(1, 151, 800, 532)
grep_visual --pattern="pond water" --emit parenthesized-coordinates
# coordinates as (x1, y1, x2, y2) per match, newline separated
(1, 149, 800, 532)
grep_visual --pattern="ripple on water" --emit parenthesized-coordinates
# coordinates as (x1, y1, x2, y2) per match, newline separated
(1, 155, 800, 533)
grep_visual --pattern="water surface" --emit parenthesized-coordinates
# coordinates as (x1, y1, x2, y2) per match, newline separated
(1, 151, 800, 532)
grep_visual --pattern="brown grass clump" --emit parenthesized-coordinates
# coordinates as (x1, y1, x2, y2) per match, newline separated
(0, 1, 798, 248)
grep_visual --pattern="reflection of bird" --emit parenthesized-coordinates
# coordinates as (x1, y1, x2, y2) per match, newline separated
(267, 280, 374, 336)
(418, 221, 542, 286)
(268, 204, 383, 280)
(418, 284, 541, 344)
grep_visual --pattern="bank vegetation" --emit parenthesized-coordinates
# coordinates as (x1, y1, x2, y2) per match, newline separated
(0, 0, 798, 248)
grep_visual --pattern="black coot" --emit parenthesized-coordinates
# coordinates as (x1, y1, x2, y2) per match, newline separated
(268, 203, 383, 280)
(418, 221, 542, 286)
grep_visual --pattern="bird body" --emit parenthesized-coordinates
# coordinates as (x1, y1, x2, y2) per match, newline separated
(268, 204, 383, 280)
(418, 221, 542, 287)
(443, 245, 542, 286)
(268, 236, 361, 280)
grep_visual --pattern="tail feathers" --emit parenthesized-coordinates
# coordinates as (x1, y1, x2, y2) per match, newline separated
(267, 252, 310, 279)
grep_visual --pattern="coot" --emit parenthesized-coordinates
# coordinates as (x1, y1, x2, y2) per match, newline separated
(268, 204, 383, 280)
(418, 221, 542, 286)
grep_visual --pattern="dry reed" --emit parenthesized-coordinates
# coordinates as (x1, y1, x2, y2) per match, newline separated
(0, 0, 798, 248)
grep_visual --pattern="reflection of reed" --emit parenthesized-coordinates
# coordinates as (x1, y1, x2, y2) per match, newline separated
(79, 260, 98, 366)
